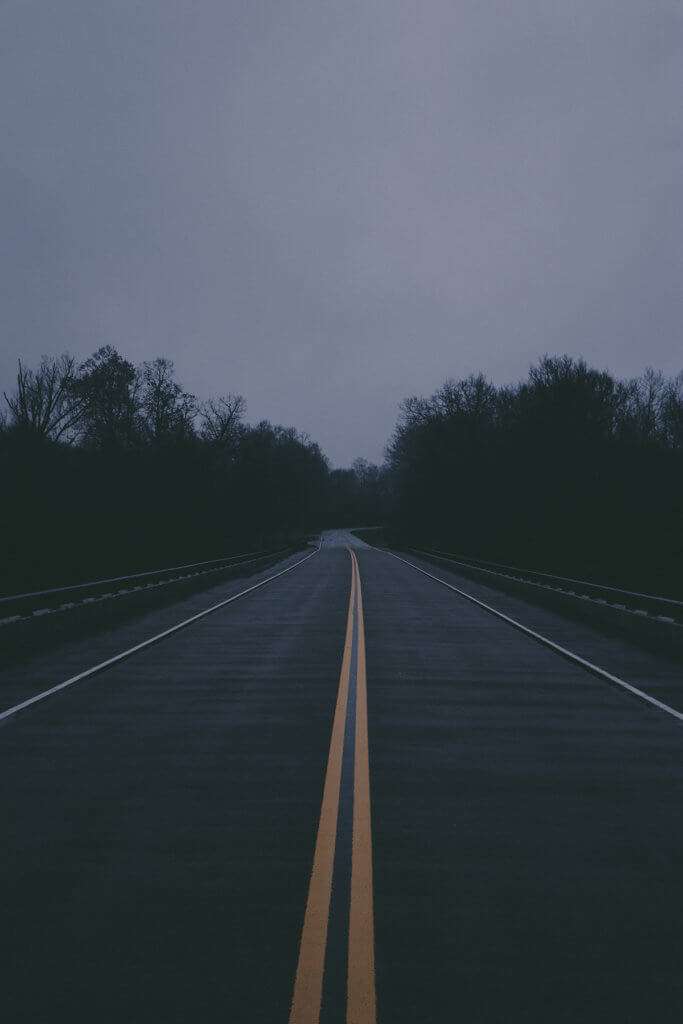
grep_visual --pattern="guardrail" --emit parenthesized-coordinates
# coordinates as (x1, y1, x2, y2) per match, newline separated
(0, 545, 298, 624)
(410, 549, 683, 626)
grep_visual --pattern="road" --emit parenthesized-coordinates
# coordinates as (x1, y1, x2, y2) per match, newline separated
(2, 531, 682, 1022)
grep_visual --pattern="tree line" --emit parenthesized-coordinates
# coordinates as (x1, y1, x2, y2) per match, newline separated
(4, 348, 679, 597)
(386, 356, 682, 596)
(0, 347, 340, 591)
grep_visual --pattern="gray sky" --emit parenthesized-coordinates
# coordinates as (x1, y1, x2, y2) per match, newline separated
(1, 1, 682, 464)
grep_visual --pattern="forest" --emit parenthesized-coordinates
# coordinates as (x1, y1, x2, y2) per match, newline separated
(0, 347, 382, 592)
(2, 349, 680, 597)
(387, 356, 682, 597)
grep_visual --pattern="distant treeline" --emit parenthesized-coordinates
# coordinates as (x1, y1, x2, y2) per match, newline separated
(387, 356, 683, 597)
(0, 347, 382, 592)
(5, 349, 679, 597)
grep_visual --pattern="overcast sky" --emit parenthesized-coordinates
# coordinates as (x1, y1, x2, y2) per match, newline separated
(1, 1, 681, 464)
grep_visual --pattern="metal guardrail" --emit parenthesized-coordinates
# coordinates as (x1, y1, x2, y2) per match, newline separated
(0, 545, 296, 622)
(412, 548, 683, 625)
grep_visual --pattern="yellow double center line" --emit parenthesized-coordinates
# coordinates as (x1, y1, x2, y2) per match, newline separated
(289, 549, 376, 1024)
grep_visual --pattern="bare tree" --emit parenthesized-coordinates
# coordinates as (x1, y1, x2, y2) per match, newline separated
(617, 367, 683, 446)
(140, 358, 197, 443)
(660, 372, 683, 449)
(3, 354, 85, 442)
(200, 393, 246, 448)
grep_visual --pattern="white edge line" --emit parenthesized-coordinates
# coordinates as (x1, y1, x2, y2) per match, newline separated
(386, 550, 683, 723)
(0, 545, 320, 724)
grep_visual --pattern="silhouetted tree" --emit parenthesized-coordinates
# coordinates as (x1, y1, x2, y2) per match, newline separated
(3, 354, 85, 442)
(200, 393, 245, 450)
(139, 358, 197, 445)
(73, 346, 142, 449)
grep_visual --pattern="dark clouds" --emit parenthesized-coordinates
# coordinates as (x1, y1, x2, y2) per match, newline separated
(1, 1, 681, 462)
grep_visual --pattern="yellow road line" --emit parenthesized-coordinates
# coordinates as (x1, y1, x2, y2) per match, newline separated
(347, 551, 377, 1024)
(289, 559, 357, 1024)
(289, 549, 377, 1023)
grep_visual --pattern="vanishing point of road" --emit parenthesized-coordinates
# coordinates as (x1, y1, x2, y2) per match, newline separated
(2, 531, 683, 1022)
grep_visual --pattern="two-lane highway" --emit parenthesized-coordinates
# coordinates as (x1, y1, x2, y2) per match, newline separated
(2, 532, 683, 1022)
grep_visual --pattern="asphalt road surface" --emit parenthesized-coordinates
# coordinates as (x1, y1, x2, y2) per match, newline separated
(2, 531, 682, 1022)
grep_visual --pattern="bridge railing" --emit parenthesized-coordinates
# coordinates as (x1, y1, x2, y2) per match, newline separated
(0, 544, 298, 622)
(409, 548, 683, 626)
